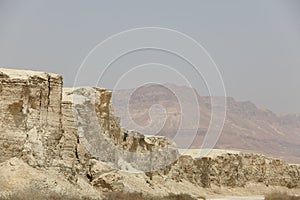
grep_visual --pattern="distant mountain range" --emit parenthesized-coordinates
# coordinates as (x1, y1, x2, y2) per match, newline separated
(112, 84, 300, 163)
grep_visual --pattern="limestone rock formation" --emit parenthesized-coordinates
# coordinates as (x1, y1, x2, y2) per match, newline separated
(0, 68, 299, 199)
(0, 68, 63, 167)
(161, 153, 300, 189)
(61, 87, 179, 173)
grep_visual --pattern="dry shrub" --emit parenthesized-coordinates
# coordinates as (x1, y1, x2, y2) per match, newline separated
(0, 188, 201, 200)
(265, 192, 300, 200)
(103, 192, 144, 200)
(0, 188, 94, 200)
(104, 192, 199, 200)
(163, 193, 202, 200)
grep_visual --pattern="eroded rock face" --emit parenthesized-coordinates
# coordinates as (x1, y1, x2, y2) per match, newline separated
(154, 153, 300, 189)
(0, 68, 62, 167)
(0, 68, 300, 198)
(61, 87, 179, 173)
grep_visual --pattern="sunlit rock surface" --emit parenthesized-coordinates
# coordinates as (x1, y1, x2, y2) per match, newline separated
(0, 68, 299, 199)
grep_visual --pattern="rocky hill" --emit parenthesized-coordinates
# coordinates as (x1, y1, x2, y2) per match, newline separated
(112, 84, 300, 163)
(0, 68, 299, 199)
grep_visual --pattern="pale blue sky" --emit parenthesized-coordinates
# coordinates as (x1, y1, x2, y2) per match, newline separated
(0, 0, 299, 113)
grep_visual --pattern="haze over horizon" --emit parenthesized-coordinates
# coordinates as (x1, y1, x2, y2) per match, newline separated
(0, 0, 300, 114)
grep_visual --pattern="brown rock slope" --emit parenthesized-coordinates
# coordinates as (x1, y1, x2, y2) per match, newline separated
(112, 84, 300, 163)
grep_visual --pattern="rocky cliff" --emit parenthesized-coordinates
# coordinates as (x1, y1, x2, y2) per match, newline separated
(0, 68, 63, 167)
(161, 153, 300, 189)
(0, 68, 299, 199)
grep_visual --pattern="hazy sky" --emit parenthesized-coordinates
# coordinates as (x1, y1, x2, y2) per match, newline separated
(0, 0, 299, 114)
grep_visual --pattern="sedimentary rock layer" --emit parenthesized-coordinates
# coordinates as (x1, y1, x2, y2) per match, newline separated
(0, 68, 299, 198)
(61, 87, 179, 173)
(157, 153, 300, 189)
(0, 68, 62, 167)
